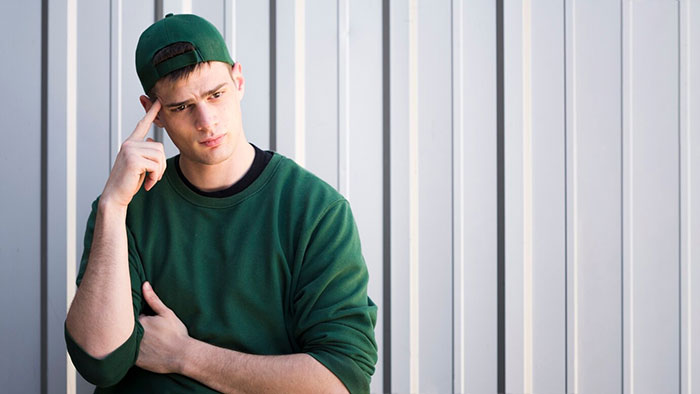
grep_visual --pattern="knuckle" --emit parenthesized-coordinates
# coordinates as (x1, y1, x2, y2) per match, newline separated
(124, 153, 141, 170)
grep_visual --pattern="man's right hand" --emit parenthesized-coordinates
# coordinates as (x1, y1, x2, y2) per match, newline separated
(101, 100, 166, 209)
(66, 102, 164, 362)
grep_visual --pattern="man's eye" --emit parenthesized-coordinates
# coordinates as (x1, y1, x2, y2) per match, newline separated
(212, 92, 223, 99)
(174, 104, 187, 112)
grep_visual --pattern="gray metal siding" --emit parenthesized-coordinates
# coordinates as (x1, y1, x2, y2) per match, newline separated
(4, 1, 700, 393)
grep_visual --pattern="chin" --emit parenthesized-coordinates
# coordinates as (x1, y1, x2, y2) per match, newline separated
(192, 147, 235, 166)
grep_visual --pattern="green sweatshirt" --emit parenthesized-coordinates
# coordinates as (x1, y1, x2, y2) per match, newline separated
(65, 153, 378, 393)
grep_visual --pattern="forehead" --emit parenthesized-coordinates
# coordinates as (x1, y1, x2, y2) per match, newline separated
(154, 61, 232, 99)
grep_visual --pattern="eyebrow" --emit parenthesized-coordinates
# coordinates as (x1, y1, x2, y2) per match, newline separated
(165, 83, 228, 108)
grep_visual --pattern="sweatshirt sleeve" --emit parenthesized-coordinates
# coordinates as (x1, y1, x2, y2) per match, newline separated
(291, 200, 378, 394)
(65, 199, 147, 387)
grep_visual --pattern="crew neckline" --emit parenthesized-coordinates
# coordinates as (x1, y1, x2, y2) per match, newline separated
(174, 144, 273, 198)
(164, 151, 283, 209)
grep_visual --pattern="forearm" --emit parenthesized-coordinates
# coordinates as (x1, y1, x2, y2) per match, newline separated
(179, 339, 348, 394)
(66, 200, 134, 358)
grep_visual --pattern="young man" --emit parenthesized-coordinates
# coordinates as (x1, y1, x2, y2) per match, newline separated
(65, 13, 377, 393)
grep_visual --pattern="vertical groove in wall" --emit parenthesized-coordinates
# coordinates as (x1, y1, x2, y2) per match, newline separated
(408, 0, 419, 391)
(109, 0, 123, 167)
(40, 0, 49, 392)
(294, 0, 306, 166)
(381, 0, 392, 392)
(678, 2, 688, 393)
(66, 1, 78, 392)
(270, 0, 277, 151)
(521, 0, 533, 392)
(619, 1, 625, 393)
(66, 0, 78, 333)
(496, 0, 505, 391)
(680, 1, 692, 393)
(337, 0, 350, 196)
(566, 0, 579, 392)
(154, 0, 163, 24)
(451, 0, 465, 392)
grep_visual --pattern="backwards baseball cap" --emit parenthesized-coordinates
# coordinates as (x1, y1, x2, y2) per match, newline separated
(135, 13, 234, 94)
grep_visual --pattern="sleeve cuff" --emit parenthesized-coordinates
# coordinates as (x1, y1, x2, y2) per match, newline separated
(65, 320, 143, 387)
(307, 349, 372, 394)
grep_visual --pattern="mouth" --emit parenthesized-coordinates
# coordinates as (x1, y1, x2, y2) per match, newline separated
(199, 134, 225, 148)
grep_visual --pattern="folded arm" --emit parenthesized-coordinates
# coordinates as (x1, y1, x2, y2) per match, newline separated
(136, 281, 348, 394)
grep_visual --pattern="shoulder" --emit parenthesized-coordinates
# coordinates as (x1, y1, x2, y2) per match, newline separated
(269, 153, 347, 211)
(264, 154, 356, 243)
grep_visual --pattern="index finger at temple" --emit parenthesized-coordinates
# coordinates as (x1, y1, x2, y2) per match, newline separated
(127, 99, 162, 142)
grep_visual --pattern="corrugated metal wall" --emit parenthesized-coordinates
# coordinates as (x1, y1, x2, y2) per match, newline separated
(2, 0, 699, 393)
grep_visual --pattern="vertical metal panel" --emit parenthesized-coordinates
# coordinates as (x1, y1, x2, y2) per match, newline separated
(304, 0, 338, 188)
(690, 0, 700, 387)
(343, 0, 385, 392)
(109, 0, 123, 167)
(236, 0, 271, 150)
(681, 1, 690, 392)
(624, 2, 680, 393)
(44, 0, 79, 393)
(530, 1, 566, 392)
(338, 0, 350, 197)
(681, 2, 700, 393)
(76, 0, 112, 287)
(504, 0, 526, 391)
(75, 1, 113, 392)
(453, 0, 498, 392)
(522, 1, 534, 390)
(224, 0, 236, 58)
(190, 0, 224, 33)
(416, 0, 453, 392)
(275, 0, 305, 163)
(408, 0, 419, 389)
(163, 0, 192, 14)
(566, 1, 623, 393)
(48, 0, 79, 393)
(0, 1, 42, 393)
(389, 0, 411, 391)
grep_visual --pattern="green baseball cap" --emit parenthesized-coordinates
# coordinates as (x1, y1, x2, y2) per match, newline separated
(135, 13, 234, 94)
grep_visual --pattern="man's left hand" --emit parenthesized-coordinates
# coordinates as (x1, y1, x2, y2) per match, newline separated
(136, 281, 190, 374)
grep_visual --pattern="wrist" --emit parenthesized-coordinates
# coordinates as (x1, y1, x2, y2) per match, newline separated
(97, 197, 129, 217)
(178, 336, 200, 376)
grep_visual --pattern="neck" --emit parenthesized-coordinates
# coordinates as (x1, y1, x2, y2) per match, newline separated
(179, 140, 255, 193)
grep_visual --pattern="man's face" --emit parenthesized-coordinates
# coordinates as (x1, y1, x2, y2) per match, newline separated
(152, 61, 245, 167)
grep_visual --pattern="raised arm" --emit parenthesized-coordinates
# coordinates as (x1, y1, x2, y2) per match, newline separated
(65, 100, 165, 360)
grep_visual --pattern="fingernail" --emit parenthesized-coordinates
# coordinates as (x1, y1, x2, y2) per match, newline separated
(144, 281, 151, 290)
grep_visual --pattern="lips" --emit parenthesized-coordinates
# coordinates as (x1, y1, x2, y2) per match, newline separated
(200, 134, 225, 148)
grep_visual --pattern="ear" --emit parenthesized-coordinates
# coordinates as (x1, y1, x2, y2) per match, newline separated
(231, 62, 245, 99)
(139, 95, 165, 128)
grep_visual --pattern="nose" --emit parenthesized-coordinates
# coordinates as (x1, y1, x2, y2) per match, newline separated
(194, 103, 217, 132)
